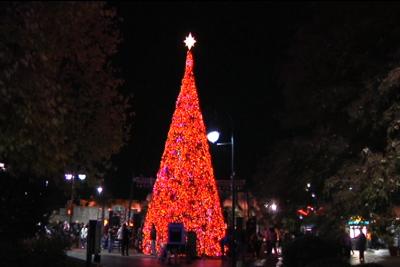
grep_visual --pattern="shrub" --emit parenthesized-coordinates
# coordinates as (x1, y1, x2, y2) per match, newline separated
(0, 235, 69, 267)
(282, 235, 344, 267)
(22, 235, 68, 267)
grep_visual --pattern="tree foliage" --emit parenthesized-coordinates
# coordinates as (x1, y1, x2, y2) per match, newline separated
(252, 3, 400, 229)
(0, 2, 130, 182)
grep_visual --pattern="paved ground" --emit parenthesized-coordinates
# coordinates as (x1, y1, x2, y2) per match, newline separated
(68, 248, 233, 267)
(349, 249, 400, 266)
(67, 248, 400, 267)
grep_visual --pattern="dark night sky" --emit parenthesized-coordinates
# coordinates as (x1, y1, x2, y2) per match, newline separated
(106, 2, 309, 198)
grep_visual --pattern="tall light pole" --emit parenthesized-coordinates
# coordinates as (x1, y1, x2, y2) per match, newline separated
(97, 184, 106, 239)
(97, 185, 105, 223)
(127, 175, 134, 226)
(65, 173, 86, 224)
(207, 127, 236, 267)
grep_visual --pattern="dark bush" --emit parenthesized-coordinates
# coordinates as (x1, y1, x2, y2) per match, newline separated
(306, 258, 351, 267)
(22, 235, 68, 267)
(0, 235, 69, 267)
(353, 264, 384, 267)
(282, 235, 344, 267)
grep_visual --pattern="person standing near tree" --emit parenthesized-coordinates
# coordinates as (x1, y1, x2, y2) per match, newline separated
(151, 223, 157, 256)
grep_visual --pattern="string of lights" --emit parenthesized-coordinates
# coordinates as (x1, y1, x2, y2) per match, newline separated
(142, 34, 226, 256)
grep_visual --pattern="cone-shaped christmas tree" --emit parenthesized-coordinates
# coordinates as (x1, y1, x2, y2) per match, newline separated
(142, 34, 225, 256)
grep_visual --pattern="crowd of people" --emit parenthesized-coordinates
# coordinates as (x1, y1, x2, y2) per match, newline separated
(42, 220, 144, 256)
(220, 225, 294, 261)
(42, 219, 370, 264)
(39, 221, 89, 249)
(102, 222, 143, 256)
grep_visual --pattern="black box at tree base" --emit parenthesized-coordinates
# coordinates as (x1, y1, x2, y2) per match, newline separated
(86, 220, 102, 267)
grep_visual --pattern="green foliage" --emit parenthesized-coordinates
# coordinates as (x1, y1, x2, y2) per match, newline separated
(0, 2, 131, 182)
(0, 235, 70, 267)
(22, 235, 68, 267)
(253, 3, 400, 230)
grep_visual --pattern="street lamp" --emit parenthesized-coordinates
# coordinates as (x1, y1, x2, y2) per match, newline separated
(65, 173, 86, 224)
(264, 201, 278, 213)
(97, 186, 103, 195)
(271, 202, 278, 212)
(207, 127, 236, 267)
(97, 185, 106, 233)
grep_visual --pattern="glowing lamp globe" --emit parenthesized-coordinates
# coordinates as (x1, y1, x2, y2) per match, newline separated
(142, 34, 225, 256)
(78, 174, 86, 181)
(271, 203, 278, 212)
(97, 186, 103, 194)
(207, 131, 220, 143)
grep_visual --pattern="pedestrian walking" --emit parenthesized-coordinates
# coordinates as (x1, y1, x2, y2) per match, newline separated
(80, 224, 88, 249)
(108, 227, 115, 253)
(220, 229, 230, 257)
(263, 227, 272, 256)
(121, 223, 130, 256)
(343, 232, 354, 257)
(357, 232, 367, 263)
(135, 227, 143, 253)
(270, 227, 278, 256)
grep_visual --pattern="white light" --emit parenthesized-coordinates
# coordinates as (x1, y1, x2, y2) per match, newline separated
(311, 193, 316, 198)
(0, 162, 5, 171)
(65, 174, 73, 180)
(78, 174, 86, 180)
(271, 203, 277, 212)
(349, 187, 353, 191)
(45, 180, 49, 187)
(207, 131, 220, 143)
(184, 33, 196, 50)
(97, 186, 103, 194)
(307, 183, 311, 188)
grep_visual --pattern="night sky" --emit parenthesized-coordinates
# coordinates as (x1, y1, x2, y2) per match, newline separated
(106, 2, 309, 198)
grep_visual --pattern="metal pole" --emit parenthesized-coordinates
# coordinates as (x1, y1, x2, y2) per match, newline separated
(101, 189, 105, 231)
(127, 176, 134, 224)
(69, 176, 75, 225)
(231, 132, 236, 267)
(101, 202, 105, 224)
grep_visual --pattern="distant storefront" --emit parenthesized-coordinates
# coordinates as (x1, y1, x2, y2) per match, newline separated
(50, 199, 144, 226)
(348, 216, 369, 239)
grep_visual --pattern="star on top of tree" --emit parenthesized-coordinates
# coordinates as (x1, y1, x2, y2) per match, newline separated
(184, 33, 196, 50)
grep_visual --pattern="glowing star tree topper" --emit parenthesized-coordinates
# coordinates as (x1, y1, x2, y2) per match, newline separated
(184, 33, 196, 50)
(142, 34, 226, 256)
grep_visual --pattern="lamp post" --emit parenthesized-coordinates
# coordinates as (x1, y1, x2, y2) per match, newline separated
(207, 128, 236, 267)
(97, 185, 106, 232)
(65, 173, 86, 224)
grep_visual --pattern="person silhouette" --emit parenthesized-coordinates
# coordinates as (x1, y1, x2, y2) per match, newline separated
(151, 223, 157, 256)
(121, 223, 130, 256)
(357, 232, 367, 263)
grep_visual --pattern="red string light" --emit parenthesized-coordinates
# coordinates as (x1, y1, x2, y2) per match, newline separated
(142, 50, 225, 256)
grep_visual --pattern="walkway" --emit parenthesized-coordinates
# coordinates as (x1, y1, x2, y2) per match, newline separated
(350, 249, 400, 267)
(67, 248, 400, 267)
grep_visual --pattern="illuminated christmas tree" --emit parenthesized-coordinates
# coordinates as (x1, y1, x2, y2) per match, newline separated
(142, 33, 226, 256)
